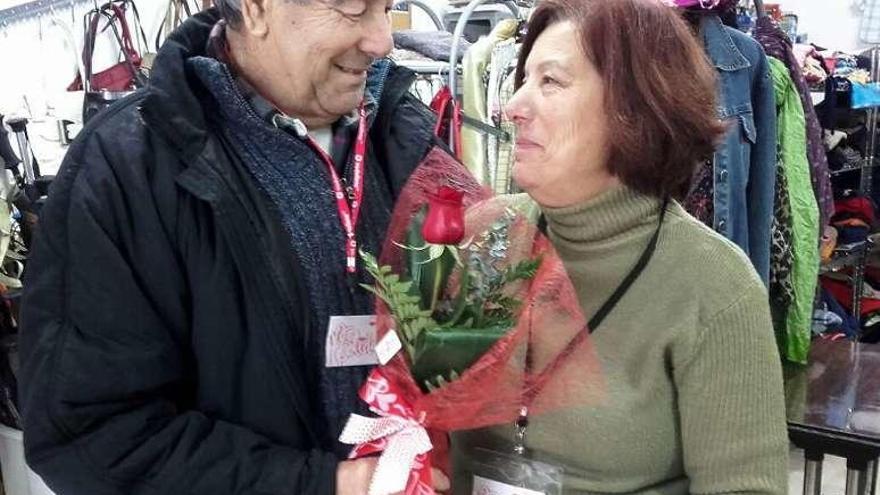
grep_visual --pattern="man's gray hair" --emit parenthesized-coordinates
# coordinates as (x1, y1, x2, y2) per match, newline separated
(216, 0, 312, 29)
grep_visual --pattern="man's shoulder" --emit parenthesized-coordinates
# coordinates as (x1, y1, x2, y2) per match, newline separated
(70, 91, 150, 163)
(55, 91, 171, 203)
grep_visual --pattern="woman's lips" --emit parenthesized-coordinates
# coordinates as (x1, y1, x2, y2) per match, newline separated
(515, 138, 542, 152)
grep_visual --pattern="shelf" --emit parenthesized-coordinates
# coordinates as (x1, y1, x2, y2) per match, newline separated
(821, 242, 869, 274)
(395, 60, 453, 74)
(831, 164, 863, 176)
(830, 157, 880, 176)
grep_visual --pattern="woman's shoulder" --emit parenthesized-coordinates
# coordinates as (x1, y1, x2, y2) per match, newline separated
(659, 202, 768, 320)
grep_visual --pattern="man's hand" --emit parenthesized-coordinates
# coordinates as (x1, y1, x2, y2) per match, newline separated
(336, 458, 450, 495)
(336, 458, 377, 495)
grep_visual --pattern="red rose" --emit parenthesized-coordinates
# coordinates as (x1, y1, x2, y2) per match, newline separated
(421, 186, 465, 245)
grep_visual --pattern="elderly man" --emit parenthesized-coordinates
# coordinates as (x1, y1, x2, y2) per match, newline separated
(18, 0, 451, 493)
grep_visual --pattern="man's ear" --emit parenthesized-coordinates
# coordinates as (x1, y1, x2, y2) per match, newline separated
(240, 0, 272, 37)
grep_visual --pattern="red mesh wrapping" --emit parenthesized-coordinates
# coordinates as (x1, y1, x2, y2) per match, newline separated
(343, 148, 604, 494)
(373, 147, 604, 430)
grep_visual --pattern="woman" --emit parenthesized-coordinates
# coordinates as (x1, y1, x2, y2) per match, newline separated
(454, 0, 788, 493)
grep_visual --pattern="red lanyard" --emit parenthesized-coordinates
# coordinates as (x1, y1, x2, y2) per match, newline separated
(304, 104, 368, 274)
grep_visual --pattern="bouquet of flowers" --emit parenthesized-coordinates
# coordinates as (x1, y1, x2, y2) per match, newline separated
(339, 149, 602, 495)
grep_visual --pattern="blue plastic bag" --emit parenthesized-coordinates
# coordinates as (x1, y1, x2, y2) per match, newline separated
(851, 82, 880, 109)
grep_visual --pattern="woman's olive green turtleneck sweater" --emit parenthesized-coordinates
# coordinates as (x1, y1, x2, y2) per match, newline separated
(454, 187, 788, 495)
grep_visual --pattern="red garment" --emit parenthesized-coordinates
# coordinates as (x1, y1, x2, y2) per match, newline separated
(833, 196, 876, 225)
(821, 277, 880, 315)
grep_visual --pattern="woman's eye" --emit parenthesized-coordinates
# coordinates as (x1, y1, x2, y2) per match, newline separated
(542, 76, 559, 86)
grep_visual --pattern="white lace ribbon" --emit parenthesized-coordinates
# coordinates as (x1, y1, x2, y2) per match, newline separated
(340, 413, 433, 495)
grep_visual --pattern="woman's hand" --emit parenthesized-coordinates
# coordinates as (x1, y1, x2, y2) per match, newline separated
(336, 458, 450, 495)
(432, 468, 451, 492)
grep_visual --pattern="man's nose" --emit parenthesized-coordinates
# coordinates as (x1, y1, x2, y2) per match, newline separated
(359, 11, 394, 60)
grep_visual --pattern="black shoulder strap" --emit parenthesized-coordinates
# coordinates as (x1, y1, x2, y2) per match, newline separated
(588, 197, 669, 333)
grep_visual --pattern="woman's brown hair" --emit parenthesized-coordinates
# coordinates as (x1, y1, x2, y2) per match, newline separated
(515, 0, 727, 199)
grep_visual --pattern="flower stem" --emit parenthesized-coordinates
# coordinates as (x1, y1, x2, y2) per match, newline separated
(429, 256, 443, 313)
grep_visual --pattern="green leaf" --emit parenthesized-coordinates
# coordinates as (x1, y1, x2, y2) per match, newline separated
(359, 284, 392, 306)
(393, 241, 431, 252)
(504, 258, 542, 283)
(358, 246, 441, 359)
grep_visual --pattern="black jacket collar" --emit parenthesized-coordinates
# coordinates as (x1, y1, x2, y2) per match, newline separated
(140, 9, 418, 164)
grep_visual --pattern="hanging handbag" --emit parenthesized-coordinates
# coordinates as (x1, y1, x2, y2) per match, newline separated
(67, 3, 146, 93)
(430, 86, 463, 159)
(70, 3, 148, 123)
(154, 0, 194, 54)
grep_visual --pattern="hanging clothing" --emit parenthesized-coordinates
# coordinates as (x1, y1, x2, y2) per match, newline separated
(769, 160, 795, 314)
(493, 69, 518, 194)
(699, 15, 777, 285)
(834, 196, 877, 225)
(822, 277, 880, 316)
(769, 57, 821, 365)
(812, 306, 844, 333)
(392, 30, 472, 62)
(460, 19, 518, 184)
(755, 16, 835, 234)
(820, 287, 861, 338)
(485, 38, 517, 191)
(683, 158, 714, 226)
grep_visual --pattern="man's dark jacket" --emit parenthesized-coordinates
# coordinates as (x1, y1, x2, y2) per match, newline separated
(19, 8, 440, 495)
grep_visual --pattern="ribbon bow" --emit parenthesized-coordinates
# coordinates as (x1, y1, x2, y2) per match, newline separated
(340, 368, 435, 495)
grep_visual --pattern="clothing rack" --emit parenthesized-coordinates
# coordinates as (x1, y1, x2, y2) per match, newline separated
(391, 0, 444, 31)
(445, 0, 523, 149)
(849, 46, 880, 319)
(753, 0, 765, 18)
(447, 0, 519, 100)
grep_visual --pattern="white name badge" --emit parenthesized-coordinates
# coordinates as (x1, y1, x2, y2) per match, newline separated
(325, 315, 380, 368)
(465, 448, 563, 495)
(473, 476, 545, 495)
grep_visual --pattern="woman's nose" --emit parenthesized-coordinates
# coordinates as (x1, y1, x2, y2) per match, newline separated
(505, 88, 531, 126)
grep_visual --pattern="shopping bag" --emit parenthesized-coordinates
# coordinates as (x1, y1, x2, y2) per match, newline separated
(852, 82, 880, 109)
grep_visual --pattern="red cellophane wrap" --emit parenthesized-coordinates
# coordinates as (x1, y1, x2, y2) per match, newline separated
(340, 148, 605, 495)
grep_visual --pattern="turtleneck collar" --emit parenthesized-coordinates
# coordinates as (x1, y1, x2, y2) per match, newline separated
(542, 185, 662, 247)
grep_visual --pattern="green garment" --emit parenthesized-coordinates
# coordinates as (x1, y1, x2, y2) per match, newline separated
(460, 19, 517, 184)
(768, 57, 820, 364)
(453, 187, 788, 495)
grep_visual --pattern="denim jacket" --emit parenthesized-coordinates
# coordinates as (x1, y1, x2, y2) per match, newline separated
(702, 15, 777, 285)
